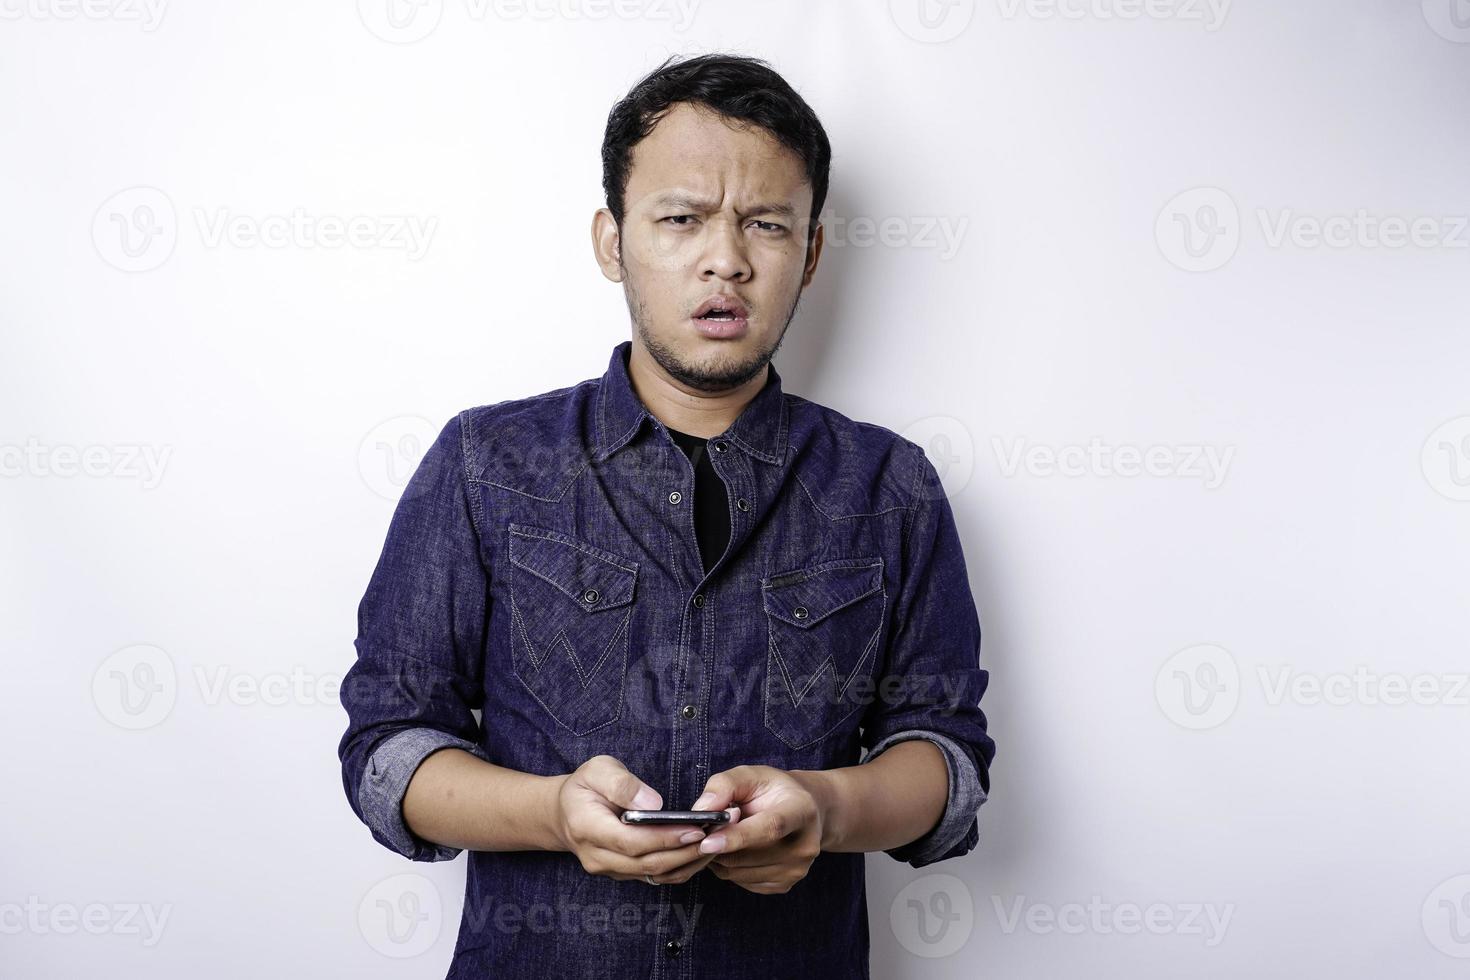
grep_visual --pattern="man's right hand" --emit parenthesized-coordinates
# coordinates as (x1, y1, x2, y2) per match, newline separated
(553, 754, 736, 885)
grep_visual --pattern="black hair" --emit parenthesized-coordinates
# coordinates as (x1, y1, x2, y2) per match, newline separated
(600, 53, 831, 244)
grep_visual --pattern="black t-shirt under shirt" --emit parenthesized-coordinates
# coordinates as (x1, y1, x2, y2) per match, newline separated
(666, 426, 731, 577)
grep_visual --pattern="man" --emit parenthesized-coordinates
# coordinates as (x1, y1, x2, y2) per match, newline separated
(338, 53, 995, 978)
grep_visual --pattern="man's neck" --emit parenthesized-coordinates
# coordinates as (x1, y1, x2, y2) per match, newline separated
(626, 342, 768, 440)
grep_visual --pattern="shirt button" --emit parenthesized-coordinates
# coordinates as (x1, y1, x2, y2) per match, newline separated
(713, 441, 728, 453)
(692, 593, 705, 607)
(680, 704, 697, 719)
(665, 939, 683, 958)
(736, 497, 750, 512)
(668, 490, 682, 505)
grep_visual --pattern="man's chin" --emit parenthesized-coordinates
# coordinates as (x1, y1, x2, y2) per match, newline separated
(649, 333, 772, 393)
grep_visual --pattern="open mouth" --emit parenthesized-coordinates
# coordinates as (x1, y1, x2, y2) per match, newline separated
(692, 296, 750, 321)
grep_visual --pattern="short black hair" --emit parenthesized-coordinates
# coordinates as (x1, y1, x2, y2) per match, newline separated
(600, 53, 832, 243)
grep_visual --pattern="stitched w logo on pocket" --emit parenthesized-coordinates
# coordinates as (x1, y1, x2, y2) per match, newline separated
(507, 523, 638, 737)
(761, 556, 886, 749)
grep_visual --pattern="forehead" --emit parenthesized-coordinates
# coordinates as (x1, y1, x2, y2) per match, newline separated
(624, 102, 811, 210)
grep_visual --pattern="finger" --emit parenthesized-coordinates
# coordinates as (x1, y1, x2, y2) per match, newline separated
(705, 846, 783, 868)
(581, 841, 709, 879)
(582, 756, 663, 812)
(708, 862, 794, 891)
(690, 767, 755, 812)
(648, 852, 719, 885)
(698, 808, 787, 856)
(595, 818, 708, 857)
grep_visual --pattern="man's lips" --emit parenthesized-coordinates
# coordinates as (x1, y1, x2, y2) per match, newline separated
(692, 294, 750, 320)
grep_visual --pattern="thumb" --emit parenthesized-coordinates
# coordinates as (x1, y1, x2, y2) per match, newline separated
(691, 766, 752, 811)
(589, 758, 662, 810)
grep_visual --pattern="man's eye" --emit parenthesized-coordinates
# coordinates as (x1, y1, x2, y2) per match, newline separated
(751, 221, 786, 234)
(663, 215, 696, 226)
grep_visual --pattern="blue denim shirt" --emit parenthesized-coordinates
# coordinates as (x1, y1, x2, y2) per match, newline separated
(337, 340, 995, 979)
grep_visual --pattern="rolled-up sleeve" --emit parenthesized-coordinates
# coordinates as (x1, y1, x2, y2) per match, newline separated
(337, 412, 492, 862)
(859, 440, 996, 869)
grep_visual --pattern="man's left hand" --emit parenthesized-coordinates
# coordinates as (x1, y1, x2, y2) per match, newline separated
(691, 765, 826, 895)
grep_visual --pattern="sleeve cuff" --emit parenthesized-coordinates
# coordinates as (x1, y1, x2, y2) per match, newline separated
(861, 729, 987, 868)
(358, 728, 489, 862)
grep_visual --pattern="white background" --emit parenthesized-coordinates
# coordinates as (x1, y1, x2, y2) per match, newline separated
(3, 1, 1469, 976)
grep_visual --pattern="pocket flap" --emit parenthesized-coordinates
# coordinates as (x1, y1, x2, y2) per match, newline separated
(761, 557, 884, 628)
(508, 523, 638, 611)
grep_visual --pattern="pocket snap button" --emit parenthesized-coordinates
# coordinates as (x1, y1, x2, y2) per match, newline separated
(582, 588, 599, 604)
(792, 605, 808, 620)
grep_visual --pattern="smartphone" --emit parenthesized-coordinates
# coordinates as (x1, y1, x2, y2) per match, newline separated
(621, 809, 731, 826)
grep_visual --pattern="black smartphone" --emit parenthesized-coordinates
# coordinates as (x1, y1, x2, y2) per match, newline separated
(621, 809, 731, 826)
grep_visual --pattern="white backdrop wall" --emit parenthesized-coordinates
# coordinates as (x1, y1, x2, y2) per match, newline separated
(3, 1, 1468, 977)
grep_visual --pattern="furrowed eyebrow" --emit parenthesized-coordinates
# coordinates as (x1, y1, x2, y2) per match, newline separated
(651, 194, 798, 221)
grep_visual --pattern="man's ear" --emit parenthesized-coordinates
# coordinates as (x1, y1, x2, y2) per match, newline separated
(592, 208, 624, 282)
(801, 221, 824, 288)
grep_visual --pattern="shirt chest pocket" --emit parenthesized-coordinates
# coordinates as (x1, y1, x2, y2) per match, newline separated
(761, 556, 886, 749)
(507, 523, 638, 737)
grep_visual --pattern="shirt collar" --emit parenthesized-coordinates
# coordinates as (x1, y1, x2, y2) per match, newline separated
(595, 340, 788, 466)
